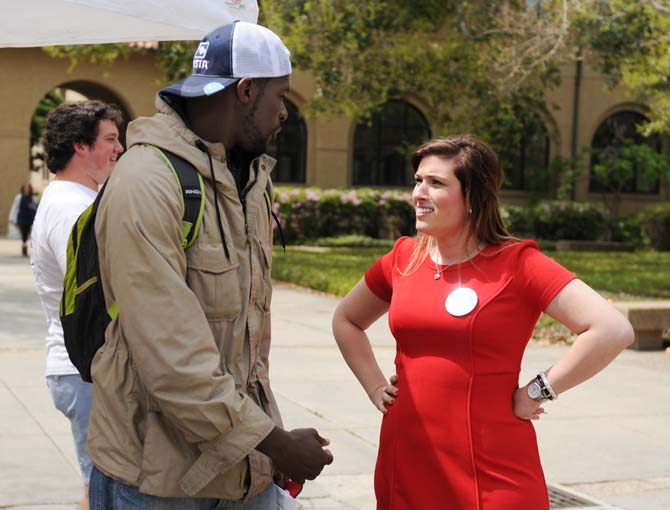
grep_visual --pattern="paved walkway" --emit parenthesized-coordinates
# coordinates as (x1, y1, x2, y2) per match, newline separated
(0, 238, 668, 509)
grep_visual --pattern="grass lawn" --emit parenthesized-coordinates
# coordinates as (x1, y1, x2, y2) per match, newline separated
(273, 245, 670, 299)
(272, 246, 388, 296)
(273, 244, 669, 345)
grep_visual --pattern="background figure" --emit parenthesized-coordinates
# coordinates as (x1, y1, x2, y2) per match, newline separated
(88, 21, 332, 510)
(332, 135, 634, 510)
(31, 100, 124, 510)
(16, 183, 37, 255)
(7, 188, 22, 240)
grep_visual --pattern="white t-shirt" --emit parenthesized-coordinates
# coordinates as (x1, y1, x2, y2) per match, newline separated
(31, 180, 98, 376)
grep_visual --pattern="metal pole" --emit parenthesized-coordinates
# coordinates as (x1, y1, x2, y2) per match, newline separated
(570, 50, 583, 200)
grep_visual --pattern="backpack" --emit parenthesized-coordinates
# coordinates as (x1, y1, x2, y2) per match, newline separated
(60, 145, 284, 383)
(60, 146, 206, 383)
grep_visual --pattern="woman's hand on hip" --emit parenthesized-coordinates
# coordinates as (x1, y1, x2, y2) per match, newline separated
(513, 385, 546, 421)
(370, 374, 398, 414)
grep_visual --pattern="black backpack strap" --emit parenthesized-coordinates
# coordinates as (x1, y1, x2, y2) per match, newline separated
(148, 146, 205, 249)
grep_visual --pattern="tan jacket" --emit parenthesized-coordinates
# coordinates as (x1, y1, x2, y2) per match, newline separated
(89, 96, 282, 499)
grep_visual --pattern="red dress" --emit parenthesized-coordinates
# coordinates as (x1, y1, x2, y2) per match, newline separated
(365, 238, 576, 510)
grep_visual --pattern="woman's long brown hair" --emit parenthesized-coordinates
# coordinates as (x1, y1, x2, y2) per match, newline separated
(403, 135, 518, 274)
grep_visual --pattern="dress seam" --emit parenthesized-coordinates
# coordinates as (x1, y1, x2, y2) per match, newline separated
(389, 354, 400, 510)
(466, 278, 513, 510)
(466, 327, 480, 510)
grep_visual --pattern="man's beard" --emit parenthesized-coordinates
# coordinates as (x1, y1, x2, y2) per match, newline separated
(241, 111, 267, 157)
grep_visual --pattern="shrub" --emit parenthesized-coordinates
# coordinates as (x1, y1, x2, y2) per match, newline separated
(273, 187, 415, 243)
(640, 203, 670, 251)
(611, 215, 644, 245)
(533, 201, 607, 241)
(501, 204, 534, 237)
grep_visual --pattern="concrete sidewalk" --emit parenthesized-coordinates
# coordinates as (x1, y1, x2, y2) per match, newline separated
(0, 238, 668, 509)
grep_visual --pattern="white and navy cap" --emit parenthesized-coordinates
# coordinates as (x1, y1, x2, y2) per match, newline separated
(160, 21, 292, 98)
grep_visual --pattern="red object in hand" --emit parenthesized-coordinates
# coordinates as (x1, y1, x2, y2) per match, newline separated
(284, 479, 303, 498)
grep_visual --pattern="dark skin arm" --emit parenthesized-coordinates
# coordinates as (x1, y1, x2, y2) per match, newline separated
(256, 426, 333, 484)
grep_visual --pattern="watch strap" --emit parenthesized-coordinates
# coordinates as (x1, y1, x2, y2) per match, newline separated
(537, 371, 558, 401)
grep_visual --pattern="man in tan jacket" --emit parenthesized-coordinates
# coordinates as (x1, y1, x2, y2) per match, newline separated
(89, 21, 333, 509)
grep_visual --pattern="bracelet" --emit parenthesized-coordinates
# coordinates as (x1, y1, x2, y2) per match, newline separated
(537, 371, 558, 401)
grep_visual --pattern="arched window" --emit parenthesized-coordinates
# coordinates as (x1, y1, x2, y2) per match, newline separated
(589, 111, 660, 194)
(499, 110, 550, 191)
(353, 100, 431, 186)
(267, 100, 307, 183)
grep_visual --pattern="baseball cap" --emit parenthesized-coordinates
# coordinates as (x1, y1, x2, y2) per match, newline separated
(159, 21, 292, 99)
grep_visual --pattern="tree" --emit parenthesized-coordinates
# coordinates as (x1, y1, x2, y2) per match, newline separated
(572, 0, 670, 135)
(259, 1, 573, 127)
(44, 1, 670, 183)
(30, 88, 64, 173)
(41, 2, 572, 130)
(590, 143, 670, 238)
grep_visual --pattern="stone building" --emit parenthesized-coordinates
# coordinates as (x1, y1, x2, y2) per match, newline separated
(1, 46, 667, 234)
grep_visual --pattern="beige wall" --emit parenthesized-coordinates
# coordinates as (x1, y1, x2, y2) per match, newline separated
(292, 57, 668, 213)
(1, 49, 666, 234)
(0, 47, 162, 234)
(530, 59, 668, 211)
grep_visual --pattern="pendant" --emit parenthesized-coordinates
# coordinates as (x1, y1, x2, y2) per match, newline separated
(434, 272, 441, 280)
(445, 287, 478, 317)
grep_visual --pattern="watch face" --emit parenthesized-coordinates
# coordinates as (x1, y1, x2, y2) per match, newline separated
(528, 382, 543, 400)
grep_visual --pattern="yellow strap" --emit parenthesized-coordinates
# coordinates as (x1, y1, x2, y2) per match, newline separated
(108, 302, 119, 319)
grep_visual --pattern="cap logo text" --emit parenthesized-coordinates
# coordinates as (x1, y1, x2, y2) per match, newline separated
(193, 59, 209, 70)
(194, 42, 209, 59)
(193, 41, 210, 70)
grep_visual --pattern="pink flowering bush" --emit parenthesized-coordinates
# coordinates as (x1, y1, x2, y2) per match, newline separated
(533, 200, 607, 240)
(272, 187, 415, 243)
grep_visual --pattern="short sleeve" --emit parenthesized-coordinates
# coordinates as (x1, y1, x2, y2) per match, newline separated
(47, 212, 83, 276)
(364, 237, 410, 302)
(516, 242, 577, 311)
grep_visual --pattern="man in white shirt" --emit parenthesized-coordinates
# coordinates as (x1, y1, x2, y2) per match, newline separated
(31, 100, 123, 510)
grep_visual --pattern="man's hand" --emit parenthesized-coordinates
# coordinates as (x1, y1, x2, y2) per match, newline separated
(257, 427, 333, 484)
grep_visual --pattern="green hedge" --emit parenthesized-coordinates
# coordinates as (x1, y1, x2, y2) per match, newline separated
(500, 204, 534, 237)
(640, 203, 670, 251)
(532, 201, 608, 241)
(272, 187, 659, 246)
(273, 187, 415, 242)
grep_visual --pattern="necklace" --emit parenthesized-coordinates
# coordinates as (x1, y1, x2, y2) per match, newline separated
(432, 245, 482, 280)
(434, 262, 449, 280)
(431, 248, 480, 316)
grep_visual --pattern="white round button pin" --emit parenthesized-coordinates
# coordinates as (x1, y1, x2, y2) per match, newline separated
(445, 287, 478, 317)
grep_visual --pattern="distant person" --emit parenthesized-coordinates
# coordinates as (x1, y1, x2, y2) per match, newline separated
(87, 21, 332, 509)
(31, 100, 124, 510)
(15, 182, 37, 256)
(332, 135, 634, 510)
(7, 187, 22, 240)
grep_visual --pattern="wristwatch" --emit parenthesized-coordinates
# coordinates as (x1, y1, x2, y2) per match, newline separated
(527, 378, 547, 402)
(527, 371, 558, 402)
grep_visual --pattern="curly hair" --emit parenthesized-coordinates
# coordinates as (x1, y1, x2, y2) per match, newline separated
(42, 100, 124, 173)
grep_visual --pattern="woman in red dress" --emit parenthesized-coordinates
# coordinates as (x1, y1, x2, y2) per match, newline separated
(332, 136, 634, 510)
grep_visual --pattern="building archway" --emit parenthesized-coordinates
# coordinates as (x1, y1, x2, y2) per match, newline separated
(352, 100, 431, 187)
(267, 99, 307, 183)
(496, 107, 552, 192)
(589, 110, 661, 194)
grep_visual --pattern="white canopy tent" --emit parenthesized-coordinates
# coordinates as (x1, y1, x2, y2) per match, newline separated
(0, 0, 259, 47)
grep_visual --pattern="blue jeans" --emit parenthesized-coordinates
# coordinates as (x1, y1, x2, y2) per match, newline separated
(46, 374, 94, 484)
(89, 466, 302, 510)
